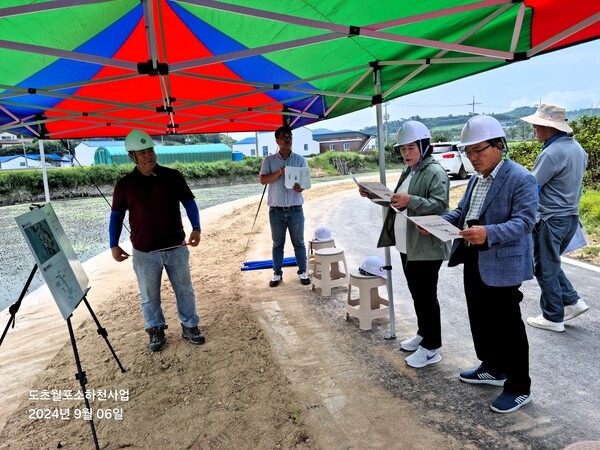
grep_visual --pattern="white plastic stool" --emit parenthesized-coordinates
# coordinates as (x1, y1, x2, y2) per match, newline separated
(311, 247, 348, 296)
(307, 238, 335, 275)
(346, 269, 389, 330)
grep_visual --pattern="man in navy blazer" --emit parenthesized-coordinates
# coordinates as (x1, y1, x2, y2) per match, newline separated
(442, 115, 538, 414)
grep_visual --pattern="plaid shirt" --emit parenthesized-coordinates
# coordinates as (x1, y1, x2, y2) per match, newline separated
(464, 159, 505, 228)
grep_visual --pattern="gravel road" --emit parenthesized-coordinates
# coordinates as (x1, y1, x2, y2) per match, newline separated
(0, 183, 265, 313)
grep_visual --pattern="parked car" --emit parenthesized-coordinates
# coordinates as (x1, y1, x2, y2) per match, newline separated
(431, 141, 474, 179)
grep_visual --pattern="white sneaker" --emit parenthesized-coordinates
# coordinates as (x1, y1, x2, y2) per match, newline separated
(564, 299, 590, 321)
(400, 334, 423, 352)
(526, 315, 565, 332)
(405, 346, 442, 368)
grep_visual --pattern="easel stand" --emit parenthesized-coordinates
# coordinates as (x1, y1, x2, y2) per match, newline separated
(1, 266, 126, 450)
(0, 265, 37, 347)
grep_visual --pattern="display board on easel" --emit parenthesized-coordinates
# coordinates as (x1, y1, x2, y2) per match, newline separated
(15, 203, 89, 320)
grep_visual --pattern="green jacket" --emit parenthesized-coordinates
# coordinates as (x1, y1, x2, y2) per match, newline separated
(377, 156, 451, 261)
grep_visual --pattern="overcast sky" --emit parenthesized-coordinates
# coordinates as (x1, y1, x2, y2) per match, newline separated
(231, 38, 599, 140)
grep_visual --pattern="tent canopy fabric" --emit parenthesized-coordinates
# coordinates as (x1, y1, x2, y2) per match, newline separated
(1, 0, 599, 139)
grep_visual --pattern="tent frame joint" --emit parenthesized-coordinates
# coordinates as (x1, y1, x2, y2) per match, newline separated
(371, 94, 383, 106)
(349, 25, 360, 36)
(137, 60, 169, 76)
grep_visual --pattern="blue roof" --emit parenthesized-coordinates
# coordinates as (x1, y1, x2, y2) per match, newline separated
(0, 155, 21, 162)
(80, 140, 126, 147)
(235, 137, 256, 145)
(27, 153, 63, 161)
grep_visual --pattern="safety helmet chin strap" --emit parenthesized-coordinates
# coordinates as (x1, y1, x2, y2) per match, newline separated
(413, 141, 432, 169)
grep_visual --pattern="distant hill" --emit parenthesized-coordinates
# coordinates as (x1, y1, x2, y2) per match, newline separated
(354, 106, 596, 142)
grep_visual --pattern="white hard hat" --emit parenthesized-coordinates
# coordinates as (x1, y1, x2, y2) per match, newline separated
(395, 121, 431, 147)
(313, 225, 333, 241)
(460, 115, 505, 147)
(125, 130, 154, 152)
(359, 255, 387, 279)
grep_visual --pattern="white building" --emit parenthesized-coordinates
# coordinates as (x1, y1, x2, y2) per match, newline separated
(73, 140, 125, 166)
(0, 155, 47, 169)
(232, 127, 319, 157)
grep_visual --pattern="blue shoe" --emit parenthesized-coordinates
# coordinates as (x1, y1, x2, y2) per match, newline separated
(459, 364, 506, 386)
(490, 391, 532, 414)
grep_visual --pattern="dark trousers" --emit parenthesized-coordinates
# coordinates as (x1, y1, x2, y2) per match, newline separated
(400, 253, 443, 350)
(463, 245, 531, 395)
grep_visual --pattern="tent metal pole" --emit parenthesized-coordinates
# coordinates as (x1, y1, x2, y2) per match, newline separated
(374, 66, 396, 340)
(38, 139, 50, 203)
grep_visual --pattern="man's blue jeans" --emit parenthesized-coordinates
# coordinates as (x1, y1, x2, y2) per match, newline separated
(533, 215, 580, 322)
(269, 206, 307, 274)
(132, 245, 199, 330)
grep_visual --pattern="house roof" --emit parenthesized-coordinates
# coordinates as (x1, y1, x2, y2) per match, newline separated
(235, 137, 256, 145)
(0, 155, 21, 163)
(78, 140, 127, 148)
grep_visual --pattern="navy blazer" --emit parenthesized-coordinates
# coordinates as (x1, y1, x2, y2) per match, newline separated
(443, 159, 538, 287)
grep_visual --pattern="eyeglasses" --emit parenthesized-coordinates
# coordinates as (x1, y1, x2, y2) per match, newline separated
(278, 133, 293, 140)
(462, 144, 492, 157)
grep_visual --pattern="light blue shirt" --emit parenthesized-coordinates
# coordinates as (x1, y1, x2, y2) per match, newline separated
(260, 152, 307, 207)
(532, 134, 588, 220)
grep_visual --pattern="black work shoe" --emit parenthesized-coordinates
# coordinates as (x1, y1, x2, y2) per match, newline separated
(146, 325, 167, 352)
(269, 273, 282, 287)
(298, 271, 311, 285)
(181, 325, 206, 345)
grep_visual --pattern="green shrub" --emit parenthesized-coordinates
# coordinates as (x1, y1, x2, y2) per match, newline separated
(580, 190, 600, 230)
(571, 116, 600, 190)
(507, 141, 542, 171)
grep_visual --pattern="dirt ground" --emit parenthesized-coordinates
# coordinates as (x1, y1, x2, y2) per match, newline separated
(0, 177, 597, 450)
(0, 177, 596, 450)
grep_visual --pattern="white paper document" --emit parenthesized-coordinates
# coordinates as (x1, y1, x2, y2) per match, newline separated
(285, 166, 311, 189)
(400, 212, 461, 242)
(351, 174, 394, 205)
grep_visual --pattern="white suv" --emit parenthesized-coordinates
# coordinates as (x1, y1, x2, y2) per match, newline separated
(431, 141, 474, 179)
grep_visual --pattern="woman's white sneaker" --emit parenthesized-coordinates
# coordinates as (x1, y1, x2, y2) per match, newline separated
(405, 346, 441, 368)
(400, 334, 423, 352)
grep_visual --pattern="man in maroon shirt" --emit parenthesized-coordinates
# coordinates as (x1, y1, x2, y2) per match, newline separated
(109, 130, 204, 352)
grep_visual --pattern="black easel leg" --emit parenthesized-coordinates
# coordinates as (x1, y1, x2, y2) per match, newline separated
(81, 296, 126, 373)
(0, 265, 38, 348)
(67, 316, 100, 450)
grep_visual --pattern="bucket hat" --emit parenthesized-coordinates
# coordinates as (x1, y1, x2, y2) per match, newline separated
(520, 103, 573, 133)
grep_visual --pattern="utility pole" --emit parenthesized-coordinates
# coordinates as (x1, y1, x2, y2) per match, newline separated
(383, 103, 390, 145)
(470, 96, 481, 115)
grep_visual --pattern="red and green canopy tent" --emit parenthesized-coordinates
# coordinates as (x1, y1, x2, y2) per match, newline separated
(1, 0, 599, 139)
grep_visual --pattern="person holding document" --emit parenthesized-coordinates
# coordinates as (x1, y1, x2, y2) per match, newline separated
(370, 121, 450, 369)
(260, 125, 311, 288)
(441, 115, 537, 414)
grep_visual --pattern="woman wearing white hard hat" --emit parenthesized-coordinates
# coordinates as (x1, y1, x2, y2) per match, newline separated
(365, 120, 450, 369)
